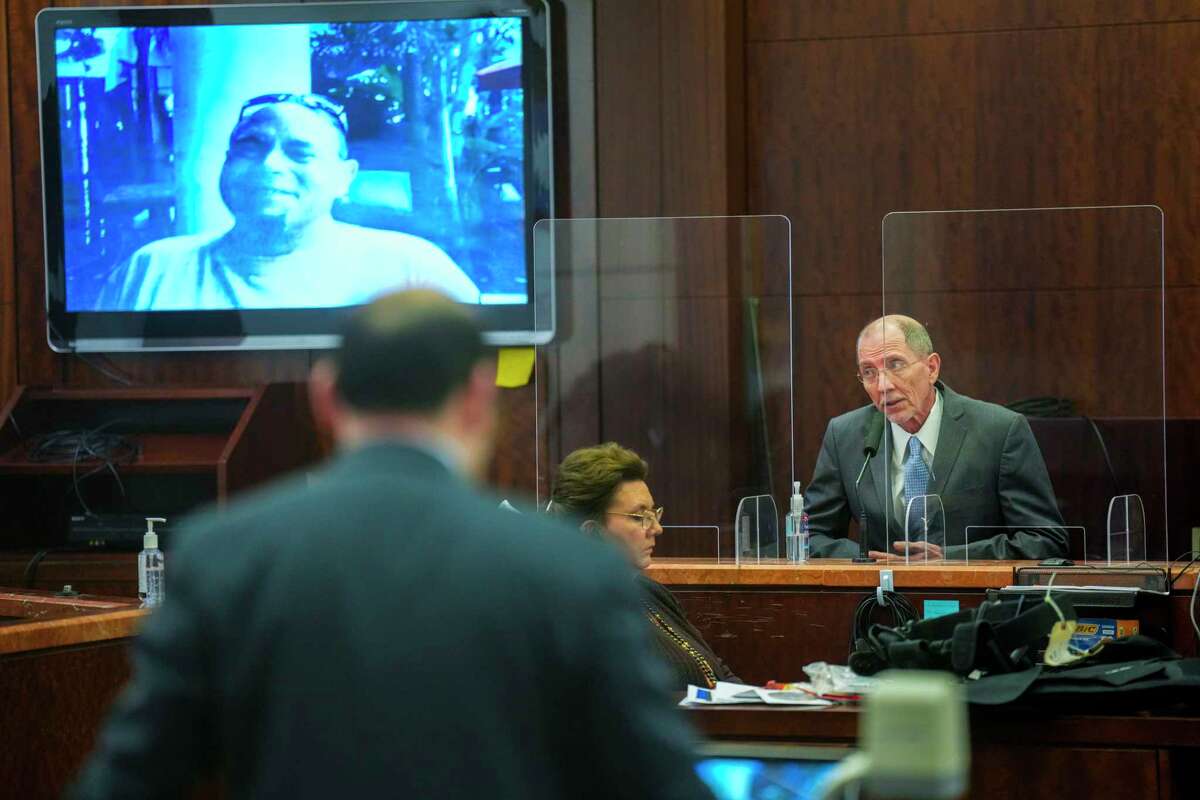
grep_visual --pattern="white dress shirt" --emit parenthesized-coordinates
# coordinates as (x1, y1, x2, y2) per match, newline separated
(888, 388, 943, 523)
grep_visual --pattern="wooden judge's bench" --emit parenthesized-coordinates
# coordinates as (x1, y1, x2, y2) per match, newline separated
(1, 561, 1197, 799)
(653, 559, 1200, 800)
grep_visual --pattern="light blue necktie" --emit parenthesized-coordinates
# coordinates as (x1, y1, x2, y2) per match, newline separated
(903, 437, 931, 533)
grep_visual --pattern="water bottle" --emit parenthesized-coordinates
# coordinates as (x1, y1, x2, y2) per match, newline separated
(785, 482, 809, 563)
(138, 517, 166, 608)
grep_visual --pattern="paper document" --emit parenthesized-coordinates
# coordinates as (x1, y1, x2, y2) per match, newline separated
(754, 687, 834, 706)
(679, 681, 834, 707)
(679, 682, 761, 706)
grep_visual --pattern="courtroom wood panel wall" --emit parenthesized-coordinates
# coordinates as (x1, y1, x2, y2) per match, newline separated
(0, 0, 13, 408)
(747, 0, 1200, 40)
(0, 641, 133, 800)
(745, 7, 1200, 555)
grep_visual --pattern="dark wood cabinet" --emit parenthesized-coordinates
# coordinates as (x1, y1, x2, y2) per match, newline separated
(0, 383, 320, 595)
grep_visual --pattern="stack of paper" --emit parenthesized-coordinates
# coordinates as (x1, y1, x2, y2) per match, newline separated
(679, 681, 833, 707)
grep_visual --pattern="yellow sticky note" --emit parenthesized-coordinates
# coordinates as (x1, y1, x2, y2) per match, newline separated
(496, 347, 535, 388)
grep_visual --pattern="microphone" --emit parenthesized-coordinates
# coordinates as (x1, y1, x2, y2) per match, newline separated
(852, 412, 885, 563)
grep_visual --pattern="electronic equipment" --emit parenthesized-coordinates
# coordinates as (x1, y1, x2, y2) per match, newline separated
(68, 513, 171, 550)
(36, 0, 554, 351)
(695, 742, 844, 800)
(994, 565, 1173, 647)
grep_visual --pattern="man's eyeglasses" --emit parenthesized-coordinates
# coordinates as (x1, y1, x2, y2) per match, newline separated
(237, 93, 349, 136)
(857, 358, 923, 385)
(607, 507, 665, 531)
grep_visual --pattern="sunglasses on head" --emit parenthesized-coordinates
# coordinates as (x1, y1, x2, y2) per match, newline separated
(237, 93, 349, 137)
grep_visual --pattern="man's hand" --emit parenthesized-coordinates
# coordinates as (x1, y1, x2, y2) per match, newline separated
(867, 540, 944, 562)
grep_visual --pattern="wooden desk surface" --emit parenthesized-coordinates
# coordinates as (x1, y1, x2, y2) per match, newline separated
(646, 558, 1198, 591)
(0, 588, 146, 656)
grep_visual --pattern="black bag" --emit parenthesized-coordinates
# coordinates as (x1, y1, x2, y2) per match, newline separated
(848, 595, 1200, 707)
(849, 595, 1067, 677)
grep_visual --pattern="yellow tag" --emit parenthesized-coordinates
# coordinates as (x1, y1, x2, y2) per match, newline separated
(1044, 620, 1085, 666)
(495, 347, 535, 388)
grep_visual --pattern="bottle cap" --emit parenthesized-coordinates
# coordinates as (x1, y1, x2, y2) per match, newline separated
(791, 481, 804, 513)
(144, 517, 166, 550)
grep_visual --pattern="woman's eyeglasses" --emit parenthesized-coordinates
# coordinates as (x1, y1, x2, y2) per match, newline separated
(607, 507, 665, 531)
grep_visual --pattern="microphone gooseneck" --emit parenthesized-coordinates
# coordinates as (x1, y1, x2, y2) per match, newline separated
(852, 412, 885, 563)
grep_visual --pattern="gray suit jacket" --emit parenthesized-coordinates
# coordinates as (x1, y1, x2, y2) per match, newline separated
(805, 383, 1068, 560)
(70, 443, 711, 800)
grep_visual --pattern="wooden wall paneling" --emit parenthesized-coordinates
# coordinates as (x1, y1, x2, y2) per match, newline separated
(967, 744, 1159, 800)
(789, 294, 883, 493)
(749, 37, 911, 296)
(659, 0, 746, 215)
(543, 0, 600, 477)
(750, 21, 1200, 291)
(0, 304, 12, 407)
(0, 0, 13, 407)
(9, 0, 56, 386)
(595, 0, 662, 217)
(488, 377, 540, 499)
(1166, 290, 1200, 417)
(0, 640, 134, 800)
(1160, 22, 1200, 288)
(746, 0, 1200, 42)
(57, 350, 314, 391)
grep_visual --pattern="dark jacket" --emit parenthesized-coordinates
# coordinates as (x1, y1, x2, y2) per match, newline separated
(805, 383, 1068, 559)
(70, 442, 712, 800)
(639, 576, 740, 688)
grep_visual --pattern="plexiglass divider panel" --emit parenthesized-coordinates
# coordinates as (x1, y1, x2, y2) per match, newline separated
(533, 216, 793, 560)
(881, 206, 1167, 563)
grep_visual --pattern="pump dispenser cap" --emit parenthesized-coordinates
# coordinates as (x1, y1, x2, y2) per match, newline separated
(791, 481, 804, 513)
(144, 517, 166, 549)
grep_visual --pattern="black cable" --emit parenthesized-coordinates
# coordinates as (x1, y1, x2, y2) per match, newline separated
(47, 319, 140, 387)
(23, 549, 52, 589)
(1168, 551, 1200, 590)
(1007, 396, 1122, 499)
(27, 424, 140, 517)
(1006, 396, 1076, 417)
(74, 353, 139, 387)
(848, 589, 920, 658)
(1081, 415, 1121, 498)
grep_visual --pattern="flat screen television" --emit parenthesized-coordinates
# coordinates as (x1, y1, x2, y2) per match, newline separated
(36, 0, 554, 351)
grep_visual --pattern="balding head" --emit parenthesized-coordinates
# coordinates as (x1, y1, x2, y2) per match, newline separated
(855, 314, 941, 434)
(334, 289, 486, 413)
(309, 289, 498, 478)
(856, 315, 934, 360)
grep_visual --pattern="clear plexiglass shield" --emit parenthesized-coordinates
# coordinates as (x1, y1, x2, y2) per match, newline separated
(881, 206, 1165, 564)
(532, 216, 793, 561)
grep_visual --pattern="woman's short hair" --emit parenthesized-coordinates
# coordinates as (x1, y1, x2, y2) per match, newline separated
(549, 442, 648, 523)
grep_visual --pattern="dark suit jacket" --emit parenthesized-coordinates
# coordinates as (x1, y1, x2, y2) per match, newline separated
(805, 383, 1068, 560)
(70, 442, 711, 800)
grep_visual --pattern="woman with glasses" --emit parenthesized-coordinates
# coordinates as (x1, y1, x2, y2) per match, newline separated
(550, 443, 740, 690)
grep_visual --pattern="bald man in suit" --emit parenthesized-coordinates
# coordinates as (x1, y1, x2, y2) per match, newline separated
(805, 315, 1067, 561)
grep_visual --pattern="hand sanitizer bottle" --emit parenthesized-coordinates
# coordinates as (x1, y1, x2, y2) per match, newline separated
(785, 482, 809, 563)
(138, 517, 166, 608)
